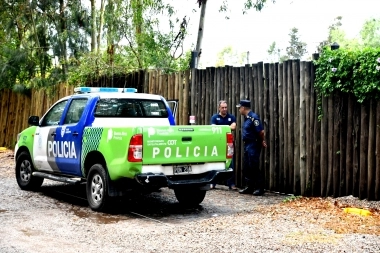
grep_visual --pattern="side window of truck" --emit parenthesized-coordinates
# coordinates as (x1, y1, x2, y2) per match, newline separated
(40, 100, 68, 127)
(63, 99, 88, 125)
(94, 99, 168, 118)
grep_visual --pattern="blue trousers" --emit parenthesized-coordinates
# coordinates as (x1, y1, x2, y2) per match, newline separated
(242, 143, 263, 190)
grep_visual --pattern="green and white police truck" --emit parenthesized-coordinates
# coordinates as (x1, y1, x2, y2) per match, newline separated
(14, 87, 234, 211)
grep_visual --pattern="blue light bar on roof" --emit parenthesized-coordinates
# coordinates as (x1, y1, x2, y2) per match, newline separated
(74, 87, 137, 93)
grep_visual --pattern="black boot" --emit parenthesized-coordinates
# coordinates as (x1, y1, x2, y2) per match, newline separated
(253, 189, 264, 196)
(239, 187, 254, 194)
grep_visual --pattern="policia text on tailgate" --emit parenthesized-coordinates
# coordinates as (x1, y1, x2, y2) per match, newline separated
(14, 87, 234, 211)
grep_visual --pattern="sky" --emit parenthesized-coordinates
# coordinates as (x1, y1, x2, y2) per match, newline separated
(169, 0, 380, 67)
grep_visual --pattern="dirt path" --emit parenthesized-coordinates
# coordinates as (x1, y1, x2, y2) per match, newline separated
(1, 149, 380, 253)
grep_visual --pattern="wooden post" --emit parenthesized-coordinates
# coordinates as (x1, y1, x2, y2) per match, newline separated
(305, 61, 312, 195)
(299, 61, 307, 195)
(287, 60, 294, 192)
(278, 63, 284, 192)
(375, 101, 380, 200)
(190, 68, 196, 120)
(282, 61, 289, 193)
(359, 102, 369, 199)
(200, 69, 206, 125)
(183, 70, 190, 125)
(339, 94, 348, 197)
(273, 63, 279, 191)
(367, 100, 376, 200)
(345, 94, 354, 195)
(292, 60, 301, 195)
(268, 63, 275, 190)
(352, 102, 361, 197)
(332, 92, 342, 197)
(263, 63, 269, 188)
(205, 68, 211, 124)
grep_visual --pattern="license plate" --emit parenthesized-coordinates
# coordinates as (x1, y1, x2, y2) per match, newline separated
(173, 165, 192, 174)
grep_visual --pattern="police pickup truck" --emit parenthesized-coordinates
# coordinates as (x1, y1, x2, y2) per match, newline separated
(14, 87, 234, 211)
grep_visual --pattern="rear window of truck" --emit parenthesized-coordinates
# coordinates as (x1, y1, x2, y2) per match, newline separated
(94, 98, 169, 118)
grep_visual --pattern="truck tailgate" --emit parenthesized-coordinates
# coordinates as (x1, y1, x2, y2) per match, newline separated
(142, 125, 230, 165)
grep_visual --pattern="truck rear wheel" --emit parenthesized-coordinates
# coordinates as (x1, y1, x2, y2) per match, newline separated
(86, 164, 110, 211)
(174, 188, 206, 207)
(15, 151, 44, 191)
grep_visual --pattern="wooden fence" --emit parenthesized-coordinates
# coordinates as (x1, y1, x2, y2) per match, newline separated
(1, 63, 379, 200)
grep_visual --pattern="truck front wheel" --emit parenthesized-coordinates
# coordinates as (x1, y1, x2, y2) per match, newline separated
(174, 188, 206, 207)
(86, 164, 110, 211)
(15, 151, 44, 191)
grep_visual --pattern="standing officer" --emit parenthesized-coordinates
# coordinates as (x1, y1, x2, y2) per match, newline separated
(210, 100, 237, 190)
(236, 100, 267, 196)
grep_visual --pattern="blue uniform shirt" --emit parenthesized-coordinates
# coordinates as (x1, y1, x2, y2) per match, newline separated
(242, 111, 263, 143)
(210, 113, 236, 126)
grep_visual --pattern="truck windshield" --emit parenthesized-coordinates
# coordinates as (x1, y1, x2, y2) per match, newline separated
(94, 98, 169, 118)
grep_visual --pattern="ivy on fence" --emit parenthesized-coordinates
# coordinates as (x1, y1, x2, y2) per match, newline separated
(314, 47, 380, 103)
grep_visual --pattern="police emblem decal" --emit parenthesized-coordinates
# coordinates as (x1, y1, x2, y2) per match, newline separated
(254, 120, 259, 126)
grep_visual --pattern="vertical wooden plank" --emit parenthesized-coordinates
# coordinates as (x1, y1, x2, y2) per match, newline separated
(0, 90, 10, 146)
(332, 92, 342, 197)
(277, 63, 284, 193)
(263, 63, 269, 188)
(345, 94, 354, 195)
(190, 69, 196, 120)
(375, 101, 380, 200)
(244, 64, 249, 99)
(205, 68, 211, 124)
(273, 62, 279, 191)
(339, 94, 347, 197)
(174, 73, 179, 125)
(287, 60, 294, 192)
(359, 102, 369, 199)
(282, 61, 289, 193)
(327, 95, 334, 196)
(367, 100, 376, 200)
(143, 71, 149, 93)
(257, 62, 264, 121)
(149, 71, 154, 94)
(320, 94, 329, 197)
(183, 70, 190, 125)
(292, 60, 301, 195)
(178, 72, 184, 125)
(352, 101, 361, 197)
(196, 70, 202, 125)
(299, 61, 307, 195)
(268, 63, 275, 190)
(305, 61, 313, 196)
(158, 70, 163, 96)
(200, 70, 206, 125)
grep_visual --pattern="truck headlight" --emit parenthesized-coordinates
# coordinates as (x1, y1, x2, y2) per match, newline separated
(17, 133, 21, 142)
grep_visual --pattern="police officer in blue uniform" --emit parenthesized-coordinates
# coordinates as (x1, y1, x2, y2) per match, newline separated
(210, 100, 237, 190)
(236, 100, 267, 196)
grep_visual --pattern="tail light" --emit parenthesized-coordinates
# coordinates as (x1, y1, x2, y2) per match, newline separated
(128, 134, 143, 162)
(226, 133, 234, 159)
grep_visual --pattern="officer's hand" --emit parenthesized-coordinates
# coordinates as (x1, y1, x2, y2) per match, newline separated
(262, 140, 267, 148)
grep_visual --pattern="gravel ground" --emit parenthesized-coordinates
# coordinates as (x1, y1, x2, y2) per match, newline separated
(1, 149, 380, 253)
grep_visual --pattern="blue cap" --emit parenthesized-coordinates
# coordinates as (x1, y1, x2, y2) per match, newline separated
(236, 100, 251, 108)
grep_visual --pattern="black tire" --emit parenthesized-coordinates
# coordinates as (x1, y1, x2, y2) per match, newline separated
(15, 151, 44, 191)
(174, 188, 207, 207)
(86, 164, 110, 211)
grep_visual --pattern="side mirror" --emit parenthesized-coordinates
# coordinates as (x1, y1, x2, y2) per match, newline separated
(28, 116, 40, 126)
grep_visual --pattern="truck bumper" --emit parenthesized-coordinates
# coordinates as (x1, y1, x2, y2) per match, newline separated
(135, 169, 233, 190)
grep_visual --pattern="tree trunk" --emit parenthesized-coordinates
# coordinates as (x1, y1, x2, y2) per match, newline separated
(59, 0, 68, 76)
(91, 0, 97, 52)
(97, 0, 106, 53)
(195, 0, 207, 68)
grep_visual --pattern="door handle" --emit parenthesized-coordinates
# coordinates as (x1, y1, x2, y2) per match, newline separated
(51, 132, 56, 136)
(72, 132, 79, 136)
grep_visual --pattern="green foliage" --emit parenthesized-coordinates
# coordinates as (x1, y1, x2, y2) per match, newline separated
(283, 195, 302, 203)
(314, 47, 380, 103)
(286, 27, 307, 60)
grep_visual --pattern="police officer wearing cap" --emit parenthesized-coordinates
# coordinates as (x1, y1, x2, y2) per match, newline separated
(236, 100, 267, 196)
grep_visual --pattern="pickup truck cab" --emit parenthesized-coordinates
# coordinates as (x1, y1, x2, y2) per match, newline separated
(15, 87, 233, 211)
